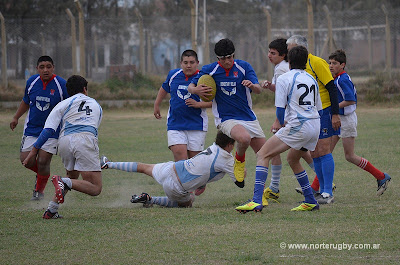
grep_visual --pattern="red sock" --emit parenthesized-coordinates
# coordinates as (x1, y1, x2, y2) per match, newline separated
(311, 175, 320, 191)
(35, 173, 50, 193)
(235, 152, 245, 162)
(358, 158, 384, 180)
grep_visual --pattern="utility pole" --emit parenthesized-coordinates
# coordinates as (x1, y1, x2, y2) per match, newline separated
(0, 12, 7, 89)
(66, 8, 77, 74)
(75, 0, 86, 77)
(306, 0, 314, 54)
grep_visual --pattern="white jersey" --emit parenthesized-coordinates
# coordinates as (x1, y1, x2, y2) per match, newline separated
(272, 60, 290, 85)
(44, 93, 103, 138)
(174, 143, 235, 192)
(275, 69, 322, 126)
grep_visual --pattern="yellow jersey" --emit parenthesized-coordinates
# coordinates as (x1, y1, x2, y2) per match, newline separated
(306, 53, 333, 109)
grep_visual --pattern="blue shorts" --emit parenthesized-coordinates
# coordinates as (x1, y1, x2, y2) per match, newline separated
(319, 106, 340, 139)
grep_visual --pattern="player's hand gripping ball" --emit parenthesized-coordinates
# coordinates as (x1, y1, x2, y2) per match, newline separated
(197, 74, 216, 102)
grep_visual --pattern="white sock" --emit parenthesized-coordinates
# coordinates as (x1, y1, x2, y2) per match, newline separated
(62, 177, 72, 189)
(269, 164, 282, 193)
(321, 192, 331, 198)
(48, 201, 59, 213)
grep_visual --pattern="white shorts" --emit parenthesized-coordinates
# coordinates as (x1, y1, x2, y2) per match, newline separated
(339, 112, 357, 138)
(275, 119, 320, 151)
(217, 119, 265, 139)
(152, 162, 191, 203)
(167, 130, 206, 151)
(57, 133, 101, 172)
(20, 135, 58, 154)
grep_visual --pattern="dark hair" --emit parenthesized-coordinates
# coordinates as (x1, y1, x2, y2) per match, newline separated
(37, 56, 54, 66)
(329, 49, 346, 64)
(269, 38, 288, 61)
(215, 130, 235, 148)
(66, 75, 88, 96)
(214, 38, 235, 57)
(181, 49, 199, 62)
(288, 46, 308, 70)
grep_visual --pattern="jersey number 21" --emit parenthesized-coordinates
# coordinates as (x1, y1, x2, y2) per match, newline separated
(298, 84, 316, 106)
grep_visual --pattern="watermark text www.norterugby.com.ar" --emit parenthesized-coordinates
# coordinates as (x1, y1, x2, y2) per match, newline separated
(280, 242, 381, 251)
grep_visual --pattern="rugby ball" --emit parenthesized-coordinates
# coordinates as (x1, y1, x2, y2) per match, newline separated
(197, 74, 216, 102)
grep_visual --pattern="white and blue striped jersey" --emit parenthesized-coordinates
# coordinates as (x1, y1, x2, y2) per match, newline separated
(44, 93, 102, 138)
(191, 60, 260, 125)
(335, 71, 357, 115)
(275, 69, 322, 127)
(22, 74, 68, 137)
(162, 68, 208, 131)
(174, 143, 235, 192)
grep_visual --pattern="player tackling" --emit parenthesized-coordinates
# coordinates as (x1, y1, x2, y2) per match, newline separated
(100, 131, 244, 208)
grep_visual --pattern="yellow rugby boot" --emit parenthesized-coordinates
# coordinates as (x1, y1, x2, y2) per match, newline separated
(290, 202, 319, 211)
(235, 200, 263, 213)
(262, 187, 280, 205)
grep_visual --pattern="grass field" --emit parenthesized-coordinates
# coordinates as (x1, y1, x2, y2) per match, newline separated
(0, 106, 399, 264)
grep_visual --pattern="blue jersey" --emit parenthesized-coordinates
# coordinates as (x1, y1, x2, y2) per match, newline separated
(162, 69, 208, 131)
(22, 74, 68, 137)
(192, 60, 259, 124)
(335, 71, 357, 115)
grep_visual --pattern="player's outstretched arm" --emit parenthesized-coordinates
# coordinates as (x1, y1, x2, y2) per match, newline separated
(22, 128, 56, 167)
(271, 118, 282, 133)
(154, 87, 168, 119)
(339, 100, 356, 109)
(22, 146, 39, 168)
(10, 100, 29, 131)
(325, 80, 341, 130)
(262, 80, 276, 92)
(242, 80, 262, 94)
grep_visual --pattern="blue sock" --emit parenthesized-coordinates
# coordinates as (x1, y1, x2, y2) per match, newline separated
(295, 170, 317, 204)
(269, 164, 282, 193)
(320, 153, 335, 196)
(108, 162, 138, 172)
(313, 157, 323, 193)
(252, 166, 268, 204)
(151, 197, 178, 207)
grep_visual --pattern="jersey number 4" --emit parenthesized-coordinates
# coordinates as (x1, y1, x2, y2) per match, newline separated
(298, 84, 316, 106)
(78, 101, 93, 115)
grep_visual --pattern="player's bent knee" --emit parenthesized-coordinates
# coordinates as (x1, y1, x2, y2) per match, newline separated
(235, 134, 251, 146)
(345, 154, 358, 164)
(256, 152, 271, 166)
(286, 156, 296, 167)
(36, 157, 51, 168)
(90, 186, 102, 196)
